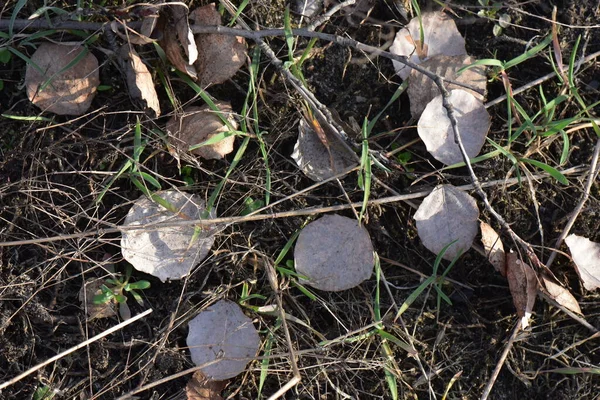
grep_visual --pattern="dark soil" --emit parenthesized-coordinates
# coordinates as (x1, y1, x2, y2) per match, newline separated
(1, 1, 599, 399)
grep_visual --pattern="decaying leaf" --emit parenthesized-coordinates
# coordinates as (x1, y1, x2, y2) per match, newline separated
(187, 300, 260, 380)
(418, 89, 490, 165)
(119, 45, 161, 116)
(111, 6, 159, 45)
(407, 54, 487, 118)
(565, 234, 600, 291)
(480, 221, 506, 276)
(389, 11, 467, 80)
(186, 371, 225, 400)
(541, 274, 582, 315)
(158, 13, 198, 79)
(79, 278, 117, 320)
(166, 102, 237, 160)
(506, 251, 538, 328)
(414, 184, 479, 261)
(291, 118, 357, 181)
(121, 190, 216, 282)
(294, 214, 375, 291)
(25, 43, 99, 115)
(171, 3, 199, 65)
(190, 4, 247, 87)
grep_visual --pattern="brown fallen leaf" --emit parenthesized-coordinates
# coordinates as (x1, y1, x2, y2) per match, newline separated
(79, 278, 117, 320)
(158, 12, 198, 79)
(119, 45, 161, 116)
(190, 4, 247, 87)
(171, 2, 198, 65)
(186, 371, 225, 400)
(480, 221, 506, 277)
(564, 234, 600, 291)
(506, 250, 538, 328)
(541, 274, 582, 315)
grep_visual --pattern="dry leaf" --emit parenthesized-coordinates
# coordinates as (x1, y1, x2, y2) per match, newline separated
(121, 190, 216, 282)
(564, 234, 600, 291)
(166, 102, 237, 160)
(158, 14, 198, 79)
(506, 251, 538, 328)
(25, 43, 99, 115)
(111, 6, 159, 45)
(190, 4, 247, 87)
(171, 3, 198, 65)
(186, 371, 225, 400)
(389, 11, 467, 80)
(480, 221, 506, 276)
(291, 118, 358, 181)
(414, 184, 479, 261)
(407, 54, 487, 118)
(119, 45, 161, 116)
(187, 300, 260, 380)
(418, 89, 490, 165)
(541, 274, 582, 315)
(78, 278, 117, 320)
(294, 214, 374, 291)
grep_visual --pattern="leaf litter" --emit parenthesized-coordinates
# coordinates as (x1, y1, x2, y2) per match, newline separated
(505, 251, 538, 328)
(565, 234, 600, 291)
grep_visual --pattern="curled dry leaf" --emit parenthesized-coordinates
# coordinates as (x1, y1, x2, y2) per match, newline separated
(186, 370, 225, 400)
(190, 4, 247, 87)
(418, 89, 491, 165)
(171, 3, 198, 65)
(541, 274, 582, 315)
(25, 43, 99, 116)
(294, 214, 375, 291)
(166, 102, 237, 160)
(121, 190, 216, 282)
(389, 11, 467, 80)
(187, 300, 260, 380)
(565, 234, 600, 291)
(119, 45, 161, 116)
(79, 278, 117, 320)
(407, 54, 487, 118)
(291, 118, 357, 181)
(506, 251, 538, 328)
(414, 184, 479, 261)
(111, 6, 159, 45)
(158, 13, 198, 79)
(480, 221, 506, 276)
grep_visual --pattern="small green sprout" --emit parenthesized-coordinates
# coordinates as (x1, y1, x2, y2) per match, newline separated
(93, 265, 150, 320)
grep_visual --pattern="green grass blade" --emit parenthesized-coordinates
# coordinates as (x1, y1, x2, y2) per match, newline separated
(9, 0, 28, 38)
(504, 34, 552, 70)
(520, 158, 568, 184)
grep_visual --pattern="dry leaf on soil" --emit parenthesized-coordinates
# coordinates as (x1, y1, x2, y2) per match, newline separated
(291, 118, 358, 181)
(186, 371, 225, 400)
(25, 43, 99, 116)
(158, 13, 198, 79)
(190, 4, 247, 87)
(294, 214, 374, 291)
(166, 102, 237, 160)
(111, 6, 159, 45)
(564, 234, 600, 291)
(119, 45, 161, 116)
(121, 190, 216, 282)
(418, 89, 490, 165)
(389, 11, 467, 80)
(171, 2, 199, 65)
(407, 54, 487, 118)
(187, 300, 260, 380)
(79, 278, 117, 320)
(541, 274, 582, 315)
(506, 250, 538, 328)
(480, 221, 506, 276)
(414, 184, 479, 261)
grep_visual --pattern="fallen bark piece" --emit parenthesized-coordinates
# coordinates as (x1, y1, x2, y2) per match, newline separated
(506, 251, 538, 328)
(25, 43, 99, 115)
(565, 234, 600, 291)
(294, 214, 375, 291)
(121, 190, 216, 282)
(187, 300, 260, 380)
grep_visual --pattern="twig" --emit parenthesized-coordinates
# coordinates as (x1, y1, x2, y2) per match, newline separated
(480, 319, 521, 400)
(545, 136, 600, 268)
(0, 309, 152, 391)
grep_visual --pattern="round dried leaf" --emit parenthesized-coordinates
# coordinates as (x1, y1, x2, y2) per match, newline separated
(187, 300, 260, 380)
(408, 54, 487, 118)
(418, 89, 490, 165)
(166, 102, 237, 160)
(291, 118, 357, 181)
(121, 190, 216, 282)
(390, 11, 466, 80)
(414, 184, 479, 261)
(25, 43, 99, 115)
(294, 214, 374, 291)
